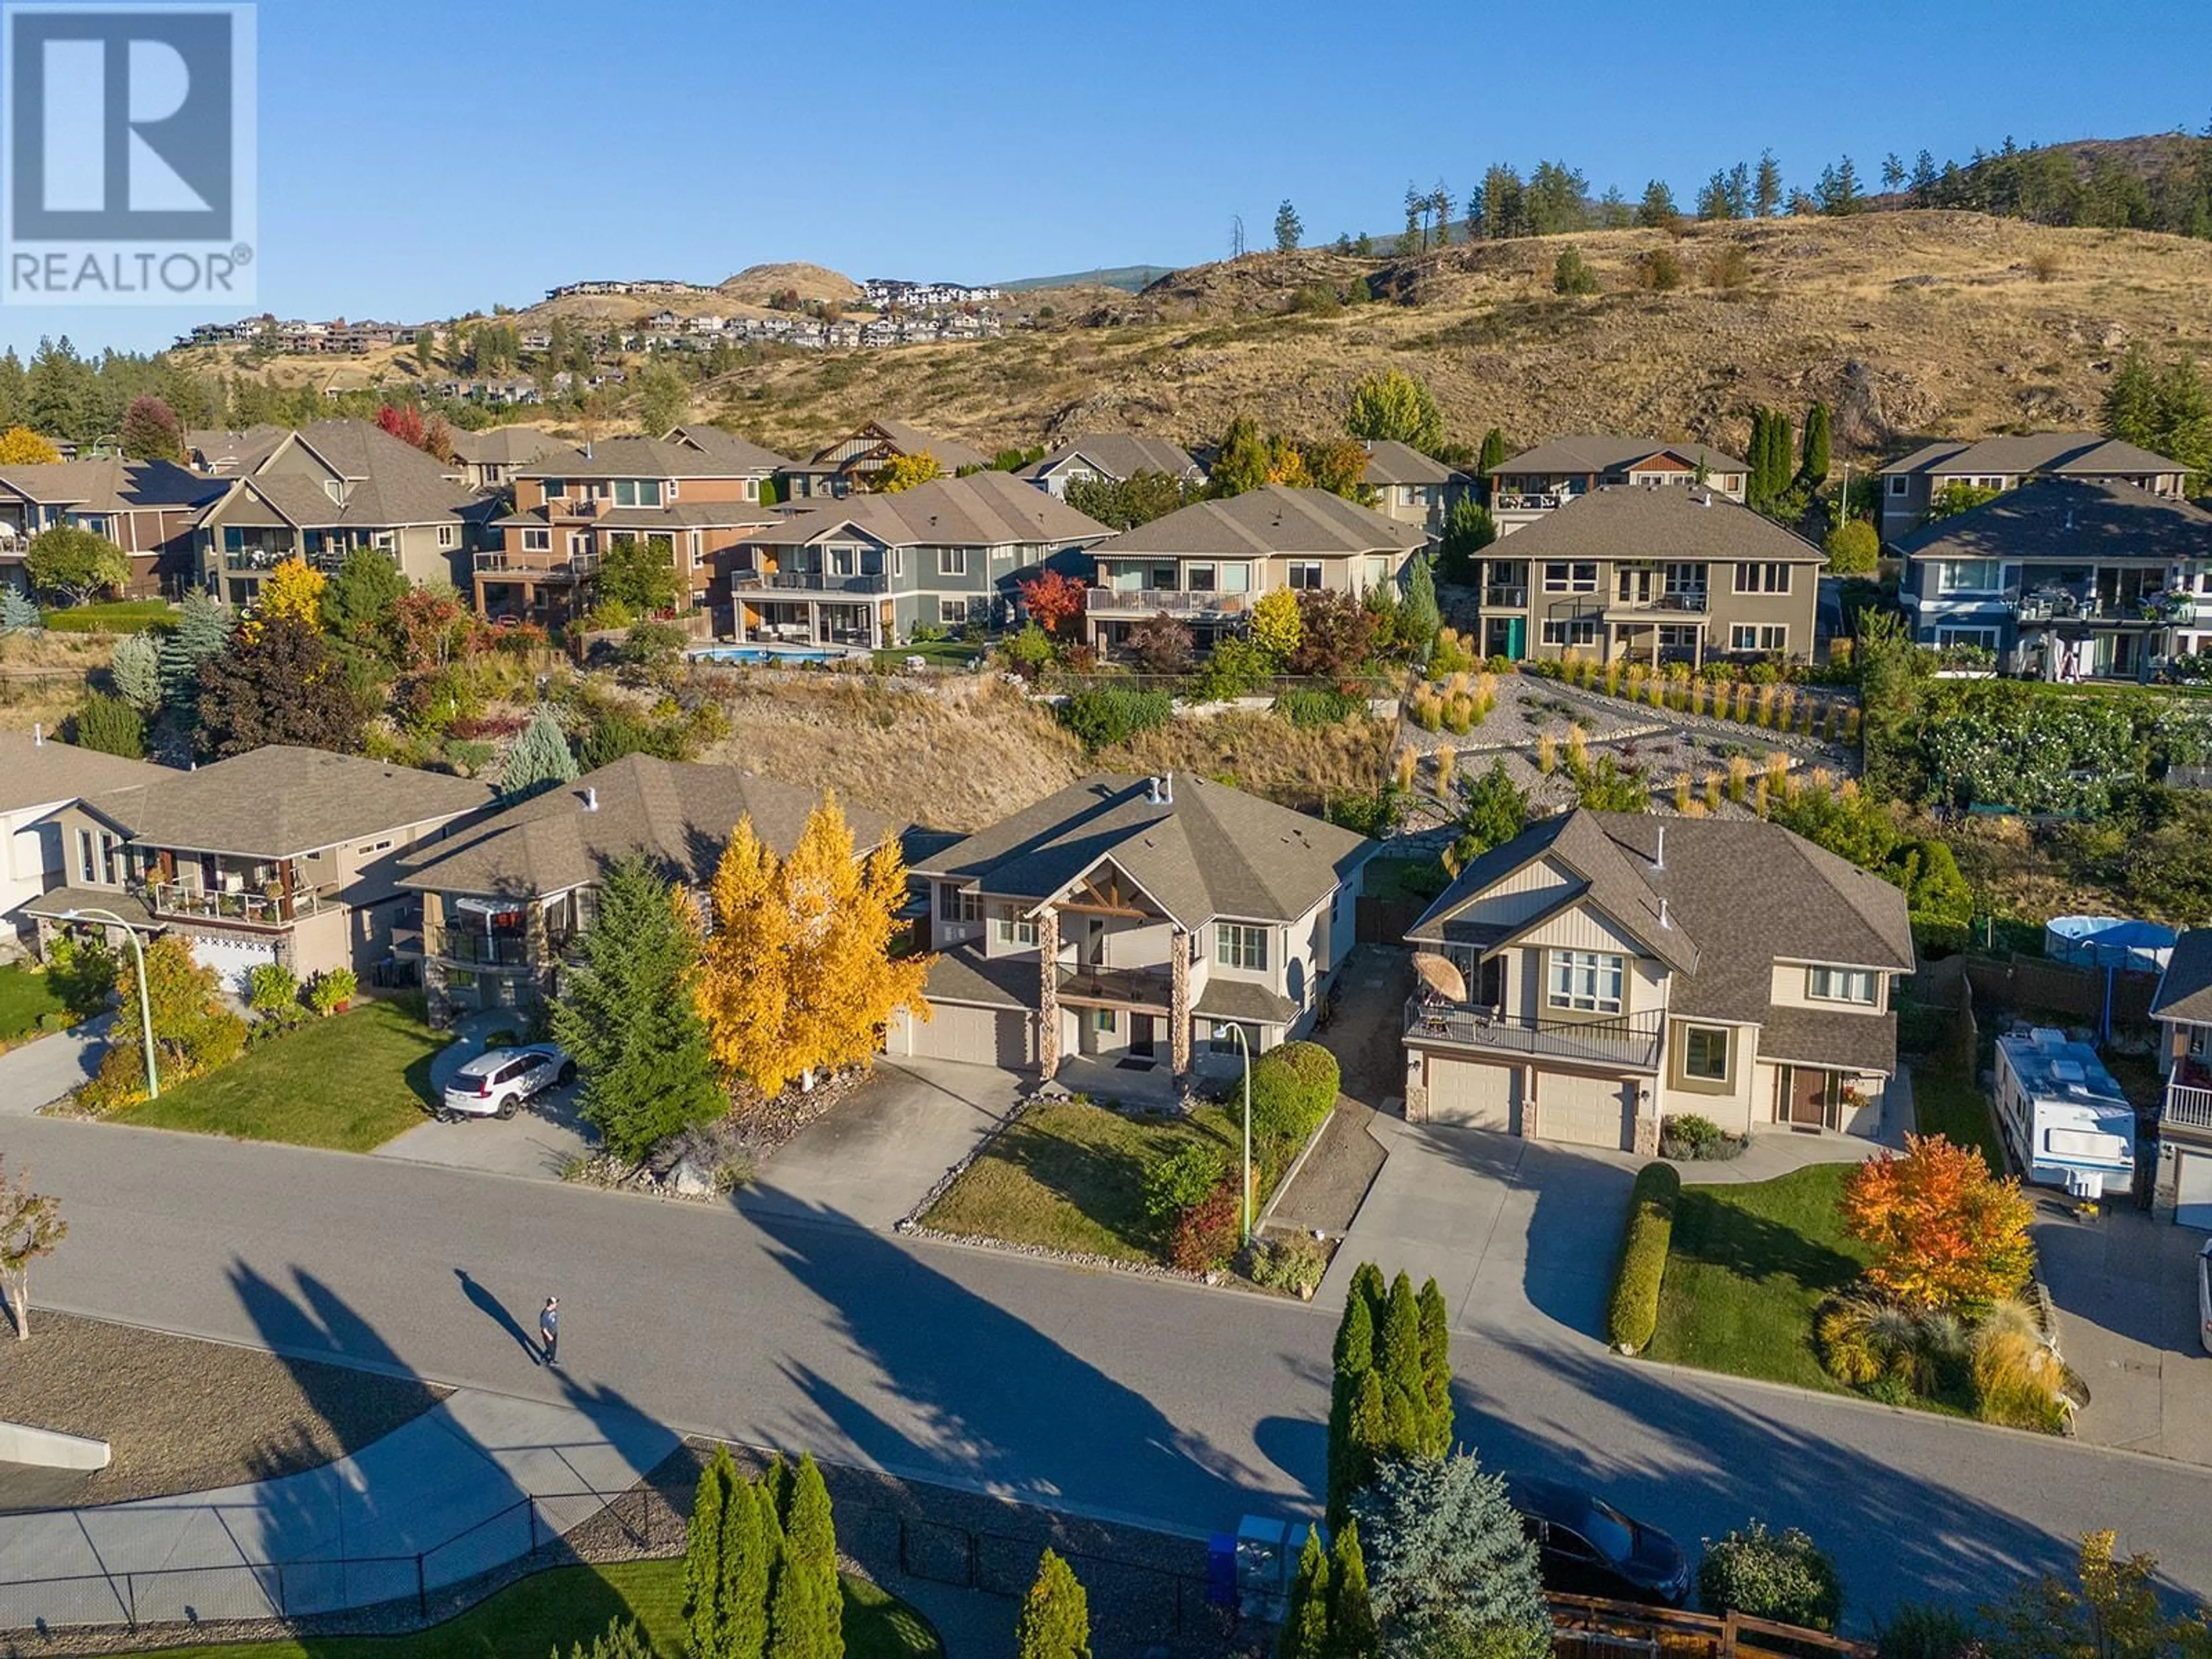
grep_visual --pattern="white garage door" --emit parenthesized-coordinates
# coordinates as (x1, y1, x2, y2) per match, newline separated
(899, 1002, 1035, 1071)
(1540, 1071, 1634, 1150)
(188, 932, 278, 999)
(2179, 1149, 2212, 1232)
(1428, 1056, 1516, 1131)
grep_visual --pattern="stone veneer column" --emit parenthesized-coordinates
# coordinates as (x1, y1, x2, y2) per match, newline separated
(1169, 927, 1191, 1080)
(1631, 1081, 1660, 1157)
(1403, 1050, 1428, 1123)
(1036, 907, 1060, 1078)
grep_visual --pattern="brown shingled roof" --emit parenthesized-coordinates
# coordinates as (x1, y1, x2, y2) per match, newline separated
(1089, 483, 1425, 559)
(743, 470, 1111, 550)
(1475, 484, 1825, 563)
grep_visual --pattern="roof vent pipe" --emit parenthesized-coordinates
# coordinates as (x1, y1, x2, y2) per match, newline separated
(1161, 772, 1173, 805)
(32, 722, 42, 747)
(1145, 777, 1160, 805)
(1654, 824, 1665, 870)
(582, 786, 599, 813)
(1660, 896, 1672, 929)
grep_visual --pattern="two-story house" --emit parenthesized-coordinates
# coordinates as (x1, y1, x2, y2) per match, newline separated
(393, 753, 896, 1025)
(1403, 810, 1914, 1152)
(895, 772, 1374, 1092)
(1895, 478, 2212, 681)
(0, 457, 228, 599)
(1017, 434, 1205, 499)
(1487, 437, 1749, 537)
(487, 427, 793, 626)
(22, 747, 492, 991)
(194, 421, 480, 605)
(1472, 484, 1825, 666)
(1358, 440, 1469, 542)
(448, 426, 569, 491)
(1083, 483, 1426, 656)
(0, 728, 166, 941)
(2146, 929, 2212, 1229)
(777, 418, 991, 502)
(1877, 431, 2187, 541)
(728, 471, 1111, 649)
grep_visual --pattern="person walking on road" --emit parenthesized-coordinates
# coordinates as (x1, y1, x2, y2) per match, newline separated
(539, 1296, 560, 1367)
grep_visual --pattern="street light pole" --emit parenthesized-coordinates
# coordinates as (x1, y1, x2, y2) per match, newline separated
(1228, 1022, 1253, 1246)
(64, 908, 157, 1100)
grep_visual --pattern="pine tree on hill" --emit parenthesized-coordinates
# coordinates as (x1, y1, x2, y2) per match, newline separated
(501, 707, 578, 801)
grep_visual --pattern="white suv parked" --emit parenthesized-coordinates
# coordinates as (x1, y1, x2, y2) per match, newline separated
(441, 1043, 575, 1122)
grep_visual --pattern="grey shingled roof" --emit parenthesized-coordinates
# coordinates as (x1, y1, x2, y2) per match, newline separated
(1089, 484, 1426, 559)
(1878, 430, 2181, 479)
(88, 747, 493, 858)
(743, 470, 1111, 550)
(518, 431, 789, 483)
(0, 731, 170, 815)
(1026, 434, 1200, 483)
(1892, 477, 2212, 565)
(851, 419, 990, 474)
(1358, 440, 1460, 486)
(1490, 435, 1749, 477)
(1194, 978, 1299, 1024)
(912, 772, 1373, 930)
(447, 427, 570, 467)
(1476, 484, 1824, 563)
(2152, 929, 2212, 1025)
(923, 943, 1039, 1010)
(194, 420, 477, 531)
(0, 457, 224, 513)
(185, 426, 291, 474)
(664, 425, 798, 474)
(396, 754, 896, 899)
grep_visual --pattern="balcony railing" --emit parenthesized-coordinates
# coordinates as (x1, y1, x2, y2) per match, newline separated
(145, 881, 323, 927)
(427, 927, 536, 968)
(1084, 588, 1250, 616)
(1608, 591, 1710, 615)
(1403, 996, 1664, 1069)
(1057, 962, 1173, 1007)
(222, 547, 301, 572)
(2163, 1080, 2212, 1133)
(475, 550, 601, 578)
(1494, 491, 1565, 512)
(730, 570, 891, 595)
(544, 496, 611, 521)
(2011, 588, 2196, 626)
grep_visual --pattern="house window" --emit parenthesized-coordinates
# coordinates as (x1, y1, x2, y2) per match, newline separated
(1215, 923, 1269, 971)
(1092, 1007, 1118, 1035)
(437, 524, 456, 548)
(1808, 966, 1878, 1005)
(1730, 624, 1788, 652)
(1548, 950, 1624, 1014)
(1222, 563, 1252, 593)
(993, 906, 1039, 948)
(938, 599, 968, 626)
(1209, 1019, 1259, 1055)
(1888, 475, 1909, 497)
(1187, 564, 1217, 592)
(1936, 559, 2001, 594)
(938, 884, 980, 924)
(75, 828, 95, 885)
(1734, 562, 1791, 594)
(1540, 617, 1600, 647)
(1287, 562, 1323, 591)
(1544, 562, 1598, 593)
(937, 548, 968, 577)
(1683, 1026, 1730, 1080)
(1366, 556, 1389, 589)
(1936, 626, 2000, 652)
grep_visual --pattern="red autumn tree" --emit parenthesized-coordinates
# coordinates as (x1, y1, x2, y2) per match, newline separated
(1838, 1132, 2035, 1312)
(376, 403, 427, 450)
(1017, 567, 1086, 638)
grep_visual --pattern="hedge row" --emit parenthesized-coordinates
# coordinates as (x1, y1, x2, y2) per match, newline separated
(1058, 687, 1174, 751)
(1606, 1161, 1680, 1354)
(1248, 1040, 1340, 1149)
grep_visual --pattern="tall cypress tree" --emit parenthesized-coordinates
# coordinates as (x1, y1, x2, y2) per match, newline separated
(1326, 1290, 1377, 1529)
(1016, 1550, 1092, 1659)
(685, 1448, 737, 1659)
(1279, 1529, 1332, 1659)
(769, 1453, 843, 1659)
(1476, 427, 1510, 503)
(1328, 1521, 1377, 1659)
(1377, 1275, 1423, 1401)
(1416, 1277, 1453, 1456)
(1769, 409, 1795, 503)
(1800, 402, 1832, 487)
(718, 1479, 773, 1659)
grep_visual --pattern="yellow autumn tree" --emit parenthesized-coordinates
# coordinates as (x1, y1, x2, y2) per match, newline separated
(1251, 587, 1303, 665)
(0, 427, 60, 465)
(874, 452, 943, 494)
(258, 556, 327, 631)
(698, 816, 794, 1092)
(1263, 436, 1313, 488)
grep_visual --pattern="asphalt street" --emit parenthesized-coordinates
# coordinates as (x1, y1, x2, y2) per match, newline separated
(7, 1110, 2211, 1629)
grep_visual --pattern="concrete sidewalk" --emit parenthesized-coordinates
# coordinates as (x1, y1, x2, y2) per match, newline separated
(0, 1389, 676, 1628)
(0, 1014, 112, 1116)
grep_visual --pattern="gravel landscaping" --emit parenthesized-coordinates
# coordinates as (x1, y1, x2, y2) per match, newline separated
(0, 1312, 447, 1510)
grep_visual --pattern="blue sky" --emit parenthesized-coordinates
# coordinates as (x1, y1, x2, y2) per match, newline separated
(7, 0, 2211, 357)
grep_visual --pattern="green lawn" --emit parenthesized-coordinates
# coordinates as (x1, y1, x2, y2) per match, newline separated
(874, 638, 984, 671)
(1910, 1057, 2005, 1168)
(0, 961, 69, 1044)
(40, 599, 177, 634)
(113, 995, 442, 1153)
(922, 1099, 1253, 1263)
(115, 1558, 940, 1659)
(1643, 1164, 1874, 1393)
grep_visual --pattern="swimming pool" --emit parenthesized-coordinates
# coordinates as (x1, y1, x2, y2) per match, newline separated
(687, 645, 844, 666)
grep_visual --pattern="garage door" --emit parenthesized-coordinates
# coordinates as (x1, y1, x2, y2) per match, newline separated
(898, 1002, 1035, 1070)
(2180, 1149, 2212, 1232)
(1539, 1071, 1634, 1150)
(187, 932, 278, 998)
(1427, 1056, 1516, 1131)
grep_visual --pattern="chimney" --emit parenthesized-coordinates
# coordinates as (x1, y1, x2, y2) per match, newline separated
(1660, 897, 1672, 929)
(582, 786, 599, 813)
(1653, 824, 1665, 870)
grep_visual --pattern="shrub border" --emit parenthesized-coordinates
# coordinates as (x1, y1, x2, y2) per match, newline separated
(1607, 1160, 1680, 1354)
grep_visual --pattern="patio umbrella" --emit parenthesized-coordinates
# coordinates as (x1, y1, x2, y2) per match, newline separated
(1411, 951, 1467, 1003)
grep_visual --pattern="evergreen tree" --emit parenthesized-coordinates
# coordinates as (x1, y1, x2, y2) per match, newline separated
(1377, 1271, 1425, 1441)
(1352, 1453, 1550, 1659)
(196, 614, 366, 758)
(1881, 153, 1908, 194)
(1210, 416, 1272, 498)
(2157, 358, 2212, 486)
(1328, 1521, 1378, 1659)
(687, 1448, 737, 1659)
(74, 691, 145, 758)
(501, 708, 579, 801)
(1476, 428, 1510, 501)
(1400, 556, 1440, 660)
(1635, 180, 1680, 228)
(1280, 1529, 1332, 1659)
(2103, 343, 2164, 450)
(768, 1454, 843, 1659)
(1016, 1550, 1092, 1659)
(159, 589, 232, 713)
(109, 629, 162, 714)
(717, 1478, 774, 1659)
(1326, 1288, 1377, 1529)
(1274, 200, 1304, 253)
(0, 586, 40, 634)
(1800, 402, 1832, 487)
(321, 546, 408, 642)
(549, 853, 726, 1160)
(1753, 151, 1784, 217)
(1416, 1277, 1453, 1456)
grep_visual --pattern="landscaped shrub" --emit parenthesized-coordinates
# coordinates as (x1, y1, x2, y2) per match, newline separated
(1168, 1177, 1242, 1272)
(1696, 1520, 1843, 1632)
(1876, 1603, 1982, 1659)
(1245, 1234, 1329, 1297)
(1142, 1141, 1230, 1220)
(1429, 628, 1477, 676)
(43, 934, 115, 1020)
(1058, 687, 1173, 751)
(1248, 1040, 1340, 1149)
(1659, 1112, 1747, 1161)
(1969, 1300, 2071, 1432)
(1275, 688, 1366, 728)
(1605, 1161, 1679, 1354)
(306, 967, 357, 1016)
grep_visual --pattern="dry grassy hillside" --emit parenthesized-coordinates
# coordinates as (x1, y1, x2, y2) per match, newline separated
(710, 212, 2212, 460)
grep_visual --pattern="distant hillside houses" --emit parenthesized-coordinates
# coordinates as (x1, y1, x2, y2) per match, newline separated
(862, 277, 1003, 308)
(177, 315, 429, 354)
(544, 279, 715, 300)
(622, 310, 1002, 352)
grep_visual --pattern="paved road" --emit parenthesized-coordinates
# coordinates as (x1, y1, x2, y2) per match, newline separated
(6, 1111, 2212, 1629)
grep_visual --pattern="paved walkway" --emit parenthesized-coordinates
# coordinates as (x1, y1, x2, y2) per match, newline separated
(0, 1014, 111, 1116)
(1672, 1069, 1914, 1186)
(0, 1389, 676, 1628)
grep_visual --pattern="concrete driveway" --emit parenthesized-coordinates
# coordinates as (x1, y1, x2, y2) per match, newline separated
(1319, 1112, 1637, 1343)
(371, 1020, 595, 1181)
(744, 1059, 1022, 1231)
(2037, 1203, 2212, 1465)
(0, 1014, 111, 1115)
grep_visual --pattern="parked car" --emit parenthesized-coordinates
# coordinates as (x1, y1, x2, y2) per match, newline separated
(2198, 1237, 2211, 1357)
(1502, 1474, 1690, 1605)
(441, 1043, 575, 1122)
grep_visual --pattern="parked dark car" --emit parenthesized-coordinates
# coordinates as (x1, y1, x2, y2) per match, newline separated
(1502, 1474, 1690, 1605)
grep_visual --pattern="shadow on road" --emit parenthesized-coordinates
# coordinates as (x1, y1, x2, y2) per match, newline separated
(453, 1268, 544, 1366)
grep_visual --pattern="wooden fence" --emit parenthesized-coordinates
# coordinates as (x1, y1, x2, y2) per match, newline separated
(1548, 1593, 1871, 1659)
(1906, 950, 2160, 1028)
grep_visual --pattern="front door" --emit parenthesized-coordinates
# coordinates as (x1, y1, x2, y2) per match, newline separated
(1787, 1066, 1832, 1128)
(1485, 616, 1527, 660)
(1130, 1014, 1156, 1059)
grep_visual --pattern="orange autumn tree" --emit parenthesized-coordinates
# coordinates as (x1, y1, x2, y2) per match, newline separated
(1838, 1133, 2034, 1312)
(696, 794, 930, 1099)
